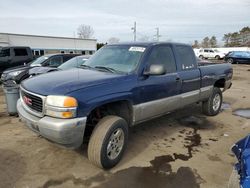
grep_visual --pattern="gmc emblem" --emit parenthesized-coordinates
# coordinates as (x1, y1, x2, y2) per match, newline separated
(23, 96, 32, 106)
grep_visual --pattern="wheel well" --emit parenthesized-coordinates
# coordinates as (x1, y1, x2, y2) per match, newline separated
(214, 78, 225, 88)
(84, 100, 133, 139)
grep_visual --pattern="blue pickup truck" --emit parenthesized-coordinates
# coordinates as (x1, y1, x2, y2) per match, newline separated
(17, 42, 232, 169)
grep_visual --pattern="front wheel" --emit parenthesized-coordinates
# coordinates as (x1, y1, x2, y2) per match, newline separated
(215, 55, 220, 60)
(87, 115, 128, 169)
(202, 87, 222, 116)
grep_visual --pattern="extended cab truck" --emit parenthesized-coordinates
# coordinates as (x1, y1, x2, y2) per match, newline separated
(17, 42, 232, 169)
(0, 46, 33, 75)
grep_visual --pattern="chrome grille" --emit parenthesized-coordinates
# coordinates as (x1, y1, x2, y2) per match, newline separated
(20, 88, 44, 114)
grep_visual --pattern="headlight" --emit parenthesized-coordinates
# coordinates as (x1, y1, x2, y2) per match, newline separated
(45, 95, 78, 118)
(9, 70, 23, 77)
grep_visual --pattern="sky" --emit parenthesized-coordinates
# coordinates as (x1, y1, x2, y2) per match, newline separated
(0, 0, 249, 44)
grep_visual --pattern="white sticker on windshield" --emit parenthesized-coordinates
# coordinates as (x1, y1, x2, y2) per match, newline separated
(129, 47, 146, 52)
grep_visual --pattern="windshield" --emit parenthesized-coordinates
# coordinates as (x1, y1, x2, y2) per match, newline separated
(59, 56, 88, 70)
(0, 49, 10, 57)
(84, 45, 146, 73)
(30, 56, 49, 66)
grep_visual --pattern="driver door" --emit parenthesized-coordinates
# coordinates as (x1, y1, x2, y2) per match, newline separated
(135, 45, 181, 123)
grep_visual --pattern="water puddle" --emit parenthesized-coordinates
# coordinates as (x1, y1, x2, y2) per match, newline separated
(233, 109, 250, 119)
(221, 103, 231, 111)
(92, 155, 203, 188)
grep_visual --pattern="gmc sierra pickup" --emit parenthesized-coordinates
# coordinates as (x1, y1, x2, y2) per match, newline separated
(17, 42, 232, 169)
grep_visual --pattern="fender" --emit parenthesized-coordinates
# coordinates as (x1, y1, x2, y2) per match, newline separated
(77, 92, 134, 117)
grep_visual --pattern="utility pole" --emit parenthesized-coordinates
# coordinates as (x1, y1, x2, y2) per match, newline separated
(131, 22, 137, 42)
(155, 27, 161, 42)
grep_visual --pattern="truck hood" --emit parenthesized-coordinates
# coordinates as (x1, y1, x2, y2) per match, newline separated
(21, 68, 129, 96)
(29, 67, 58, 75)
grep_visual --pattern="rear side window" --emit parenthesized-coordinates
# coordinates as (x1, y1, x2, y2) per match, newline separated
(14, 48, 28, 56)
(147, 46, 176, 73)
(175, 45, 196, 70)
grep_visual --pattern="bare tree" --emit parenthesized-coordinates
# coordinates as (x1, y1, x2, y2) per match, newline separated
(108, 37, 120, 44)
(77, 24, 94, 39)
(192, 40, 200, 48)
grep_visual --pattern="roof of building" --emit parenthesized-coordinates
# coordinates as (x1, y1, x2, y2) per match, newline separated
(0, 32, 97, 41)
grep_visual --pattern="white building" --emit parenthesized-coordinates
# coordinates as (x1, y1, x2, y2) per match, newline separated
(0, 33, 97, 56)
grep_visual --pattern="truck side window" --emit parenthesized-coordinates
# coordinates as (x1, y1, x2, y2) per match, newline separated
(14, 48, 28, 56)
(175, 45, 196, 70)
(147, 46, 176, 73)
(49, 56, 63, 67)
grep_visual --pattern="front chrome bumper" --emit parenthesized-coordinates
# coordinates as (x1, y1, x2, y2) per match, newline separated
(17, 99, 86, 148)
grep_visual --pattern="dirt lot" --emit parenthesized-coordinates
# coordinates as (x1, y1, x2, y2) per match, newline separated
(0, 64, 250, 188)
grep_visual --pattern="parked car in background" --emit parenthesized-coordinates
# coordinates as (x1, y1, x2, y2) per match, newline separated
(0, 46, 34, 75)
(1, 53, 79, 84)
(224, 51, 250, 64)
(197, 49, 226, 60)
(28, 55, 90, 77)
(17, 42, 232, 169)
(228, 134, 250, 188)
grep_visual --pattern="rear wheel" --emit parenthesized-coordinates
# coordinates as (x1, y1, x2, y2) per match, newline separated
(199, 55, 204, 59)
(227, 58, 234, 64)
(202, 87, 222, 116)
(87, 115, 128, 169)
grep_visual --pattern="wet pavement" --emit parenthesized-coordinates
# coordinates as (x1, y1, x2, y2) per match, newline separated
(233, 109, 250, 119)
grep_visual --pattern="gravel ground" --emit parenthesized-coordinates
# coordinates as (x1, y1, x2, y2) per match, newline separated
(0, 64, 250, 188)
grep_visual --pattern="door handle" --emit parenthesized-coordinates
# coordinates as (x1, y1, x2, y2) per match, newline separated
(176, 76, 181, 82)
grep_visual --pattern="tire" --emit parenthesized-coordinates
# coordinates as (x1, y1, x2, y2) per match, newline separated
(227, 58, 234, 64)
(228, 169, 240, 188)
(87, 115, 128, 169)
(215, 55, 220, 60)
(202, 87, 223, 116)
(199, 55, 204, 59)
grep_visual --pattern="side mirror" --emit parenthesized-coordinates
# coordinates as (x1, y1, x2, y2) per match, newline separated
(144, 64, 166, 76)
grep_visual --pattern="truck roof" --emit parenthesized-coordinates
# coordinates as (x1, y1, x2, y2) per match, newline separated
(108, 42, 191, 47)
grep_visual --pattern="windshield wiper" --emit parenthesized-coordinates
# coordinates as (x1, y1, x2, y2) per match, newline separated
(79, 64, 94, 69)
(94, 66, 121, 73)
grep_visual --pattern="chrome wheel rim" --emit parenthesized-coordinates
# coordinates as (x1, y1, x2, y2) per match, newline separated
(213, 94, 221, 111)
(227, 59, 233, 64)
(107, 128, 124, 160)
